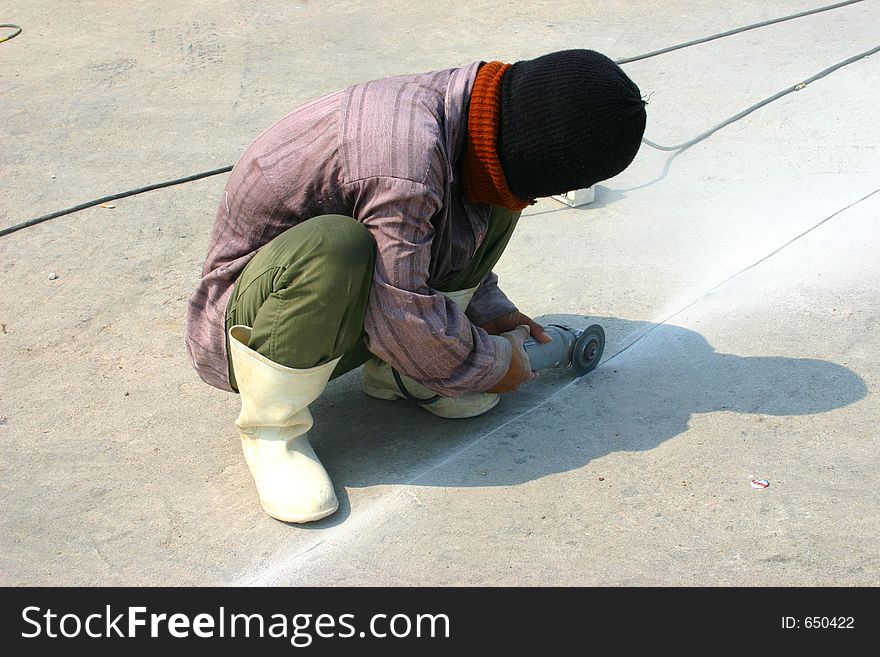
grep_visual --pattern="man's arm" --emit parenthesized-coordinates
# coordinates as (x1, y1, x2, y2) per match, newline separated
(468, 271, 552, 344)
(464, 271, 517, 326)
(353, 176, 511, 396)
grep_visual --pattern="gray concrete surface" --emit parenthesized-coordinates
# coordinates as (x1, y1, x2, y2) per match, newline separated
(1, 1, 877, 585)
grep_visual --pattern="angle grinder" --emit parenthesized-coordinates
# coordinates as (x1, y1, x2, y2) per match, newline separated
(388, 322, 605, 407)
(523, 323, 605, 377)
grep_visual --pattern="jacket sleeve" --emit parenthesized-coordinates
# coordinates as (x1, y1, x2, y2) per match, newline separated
(352, 176, 511, 395)
(465, 271, 518, 326)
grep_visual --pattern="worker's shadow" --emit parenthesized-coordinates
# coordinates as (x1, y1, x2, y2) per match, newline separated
(305, 315, 867, 526)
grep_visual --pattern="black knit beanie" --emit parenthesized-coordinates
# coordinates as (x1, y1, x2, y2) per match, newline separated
(498, 49, 647, 199)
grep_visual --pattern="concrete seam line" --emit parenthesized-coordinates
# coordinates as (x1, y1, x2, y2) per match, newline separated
(237, 376, 584, 585)
(604, 185, 880, 364)
(237, 186, 880, 584)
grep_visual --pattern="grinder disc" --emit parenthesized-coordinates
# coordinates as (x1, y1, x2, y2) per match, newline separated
(572, 324, 605, 376)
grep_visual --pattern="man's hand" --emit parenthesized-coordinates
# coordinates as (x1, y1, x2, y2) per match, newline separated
(487, 325, 536, 394)
(480, 311, 552, 345)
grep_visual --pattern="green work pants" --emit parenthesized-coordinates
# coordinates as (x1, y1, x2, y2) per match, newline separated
(225, 209, 519, 391)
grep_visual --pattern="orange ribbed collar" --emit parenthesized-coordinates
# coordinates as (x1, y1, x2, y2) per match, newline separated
(462, 61, 531, 211)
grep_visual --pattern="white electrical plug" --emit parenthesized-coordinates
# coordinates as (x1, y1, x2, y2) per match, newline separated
(552, 186, 596, 207)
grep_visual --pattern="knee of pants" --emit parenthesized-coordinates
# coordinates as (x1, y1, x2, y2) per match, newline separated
(258, 215, 376, 303)
(302, 215, 376, 275)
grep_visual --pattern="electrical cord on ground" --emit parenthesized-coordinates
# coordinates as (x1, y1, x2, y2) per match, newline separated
(0, 166, 232, 238)
(0, 23, 21, 43)
(614, 0, 863, 64)
(640, 43, 880, 152)
(0, 0, 872, 237)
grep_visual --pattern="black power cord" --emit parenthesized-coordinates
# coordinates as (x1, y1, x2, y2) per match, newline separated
(0, 167, 232, 238)
(614, 0, 864, 64)
(0, 0, 874, 238)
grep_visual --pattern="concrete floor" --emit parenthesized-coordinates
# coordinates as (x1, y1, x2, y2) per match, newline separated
(1, 1, 877, 585)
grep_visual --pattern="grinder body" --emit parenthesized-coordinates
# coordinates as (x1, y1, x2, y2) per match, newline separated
(522, 324, 605, 377)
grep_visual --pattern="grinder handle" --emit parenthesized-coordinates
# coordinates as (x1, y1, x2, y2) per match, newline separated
(522, 325, 578, 372)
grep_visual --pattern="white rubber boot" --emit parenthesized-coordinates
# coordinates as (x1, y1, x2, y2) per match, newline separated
(229, 325, 342, 523)
(362, 286, 500, 419)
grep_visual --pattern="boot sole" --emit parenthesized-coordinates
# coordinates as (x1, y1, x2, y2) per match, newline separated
(261, 499, 339, 524)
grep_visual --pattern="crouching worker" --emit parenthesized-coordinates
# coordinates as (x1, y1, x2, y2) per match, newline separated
(185, 49, 647, 523)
